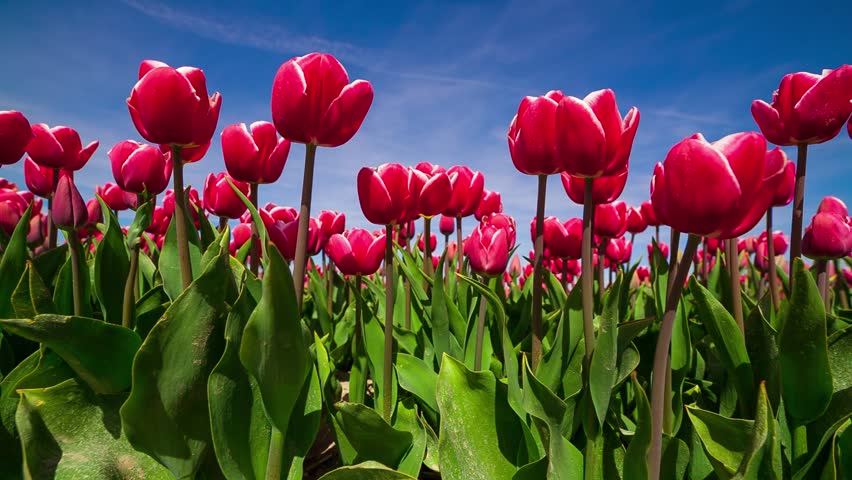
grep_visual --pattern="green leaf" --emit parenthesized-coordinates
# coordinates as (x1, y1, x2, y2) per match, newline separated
(11, 262, 57, 318)
(431, 254, 452, 365)
(31, 243, 68, 288)
(690, 278, 755, 414)
(16, 378, 172, 479)
(623, 375, 652, 480)
(120, 233, 235, 478)
(436, 355, 522, 480)
(0, 350, 39, 469)
(53, 239, 92, 317)
(334, 402, 413, 470)
(395, 353, 439, 414)
(393, 398, 428, 477)
(94, 197, 130, 324)
(239, 244, 310, 434)
(318, 461, 417, 480)
(157, 195, 202, 301)
(362, 292, 398, 420)
(779, 259, 833, 423)
(0, 314, 140, 394)
(744, 296, 780, 410)
(133, 285, 170, 340)
(126, 196, 153, 247)
(649, 239, 668, 318)
(687, 405, 753, 478)
(0, 203, 31, 318)
(537, 281, 584, 395)
(590, 274, 621, 427)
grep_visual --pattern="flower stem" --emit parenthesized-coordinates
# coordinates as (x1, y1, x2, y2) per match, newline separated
(702, 237, 709, 284)
(170, 146, 193, 289)
(67, 232, 85, 316)
(48, 168, 59, 249)
(265, 427, 284, 480)
(561, 258, 568, 292)
(249, 183, 260, 276)
(217, 216, 228, 232)
(327, 259, 335, 317)
(122, 243, 140, 329)
(404, 239, 412, 330)
(423, 217, 433, 283)
(790, 143, 808, 266)
(531, 174, 547, 370)
(455, 217, 463, 274)
(293, 143, 317, 311)
(474, 275, 488, 371)
(382, 224, 395, 422)
(648, 234, 700, 480)
(581, 178, 595, 368)
(666, 228, 681, 297)
(816, 260, 829, 310)
(835, 259, 849, 309)
(766, 209, 780, 311)
(727, 238, 744, 334)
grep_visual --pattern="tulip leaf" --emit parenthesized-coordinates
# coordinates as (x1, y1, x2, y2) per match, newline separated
(0, 203, 31, 318)
(590, 274, 622, 426)
(393, 398, 428, 477)
(779, 259, 833, 423)
(362, 290, 398, 420)
(430, 254, 452, 365)
(623, 375, 652, 480)
(334, 402, 413, 470)
(395, 352, 439, 414)
(12, 261, 56, 319)
(686, 406, 753, 478)
(53, 235, 93, 317)
(15, 378, 172, 479)
(537, 281, 584, 395)
(133, 285, 170, 340)
(0, 314, 140, 394)
(31, 243, 68, 288)
(126, 196, 153, 248)
(120, 232, 235, 478)
(649, 239, 668, 318)
(690, 277, 755, 415)
(436, 354, 523, 480)
(239, 244, 310, 433)
(157, 196, 202, 300)
(0, 350, 39, 469)
(93, 197, 130, 324)
(227, 177, 268, 262)
(318, 461, 417, 480)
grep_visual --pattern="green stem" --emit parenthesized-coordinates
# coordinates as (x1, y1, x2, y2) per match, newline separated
(217, 216, 228, 232)
(581, 178, 595, 368)
(265, 427, 285, 480)
(597, 243, 605, 304)
(170, 146, 193, 289)
(382, 224, 395, 422)
(728, 238, 744, 335)
(404, 240, 412, 330)
(250, 183, 260, 276)
(122, 244, 140, 329)
(455, 217, 463, 274)
(666, 228, 681, 298)
(648, 234, 701, 480)
(327, 259, 335, 317)
(561, 257, 568, 292)
(474, 275, 488, 371)
(789, 143, 807, 267)
(293, 143, 318, 311)
(531, 174, 547, 370)
(792, 422, 808, 471)
(816, 260, 829, 311)
(766, 209, 780, 311)
(67, 232, 84, 316)
(423, 217, 433, 285)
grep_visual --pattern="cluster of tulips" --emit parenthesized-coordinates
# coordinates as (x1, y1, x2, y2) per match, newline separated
(0, 50, 851, 480)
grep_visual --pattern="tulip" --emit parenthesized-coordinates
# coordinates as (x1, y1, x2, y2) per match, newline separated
(418, 233, 437, 253)
(24, 157, 71, 198)
(318, 210, 346, 249)
(28, 213, 46, 247)
(163, 188, 200, 219)
(261, 210, 300, 261)
(26, 124, 98, 171)
(475, 190, 503, 221)
(109, 140, 172, 195)
(396, 220, 416, 244)
(0, 190, 34, 235)
(802, 211, 852, 260)
(605, 237, 632, 265)
(147, 206, 171, 235)
(0, 178, 17, 191)
(561, 168, 628, 205)
(763, 148, 795, 310)
(625, 206, 646, 234)
(0, 111, 33, 166)
(636, 265, 650, 284)
(229, 222, 253, 257)
(54, 177, 87, 315)
(536, 216, 582, 260)
(439, 215, 455, 236)
(97, 183, 137, 212)
(357, 163, 412, 226)
(752, 66, 852, 264)
(265, 204, 298, 224)
(203, 172, 249, 220)
(468, 222, 511, 277)
(648, 241, 669, 260)
(508, 90, 563, 175)
(410, 162, 451, 219)
(221, 121, 291, 185)
(817, 196, 848, 217)
(85, 198, 103, 228)
(443, 166, 484, 219)
(326, 228, 386, 276)
(594, 201, 627, 238)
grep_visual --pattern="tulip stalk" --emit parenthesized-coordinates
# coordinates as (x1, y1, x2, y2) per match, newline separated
(66, 231, 85, 316)
(292, 144, 317, 310)
(666, 229, 681, 297)
(766, 209, 780, 311)
(217, 216, 228, 233)
(816, 260, 829, 310)
(648, 234, 700, 480)
(727, 238, 744, 334)
(47, 168, 60, 249)
(580, 178, 595, 368)
(170, 146, 194, 290)
(835, 260, 849, 309)
(403, 238, 412, 330)
(702, 237, 709, 284)
(123, 242, 140, 329)
(455, 217, 463, 273)
(474, 275, 489, 371)
(249, 183, 260, 275)
(531, 174, 547, 370)
(382, 224, 395, 422)
(789, 143, 808, 266)
(326, 260, 335, 317)
(423, 217, 433, 280)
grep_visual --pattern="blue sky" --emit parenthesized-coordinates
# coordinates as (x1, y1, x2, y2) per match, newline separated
(1, 0, 851, 259)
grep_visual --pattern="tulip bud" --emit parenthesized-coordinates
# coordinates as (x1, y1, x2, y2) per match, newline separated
(26, 124, 98, 171)
(648, 241, 669, 260)
(766, 148, 795, 207)
(535, 216, 582, 260)
(418, 233, 437, 253)
(203, 172, 249, 219)
(802, 198, 852, 260)
(641, 200, 659, 227)
(109, 140, 172, 195)
(0, 111, 33, 166)
(816, 196, 848, 217)
(409, 165, 452, 219)
(439, 215, 455, 235)
(229, 222, 253, 256)
(222, 121, 290, 183)
(318, 210, 346, 250)
(271, 53, 374, 147)
(594, 201, 627, 238)
(605, 237, 632, 264)
(128, 60, 221, 147)
(53, 176, 87, 230)
(625, 206, 646, 234)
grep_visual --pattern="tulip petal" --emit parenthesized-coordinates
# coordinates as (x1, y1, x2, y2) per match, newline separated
(794, 65, 852, 143)
(509, 96, 560, 175)
(584, 89, 622, 162)
(316, 80, 374, 147)
(556, 96, 607, 177)
(271, 59, 311, 144)
(608, 107, 639, 175)
(751, 100, 789, 146)
(27, 124, 64, 168)
(357, 167, 394, 225)
(222, 123, 260, 183)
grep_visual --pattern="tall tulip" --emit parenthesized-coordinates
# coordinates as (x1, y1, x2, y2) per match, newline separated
(53, 176, 87, 315)
(410, 163, 451, 279)
(0, 111, 33, 166)
(751, 66, 852, 264)
(763, 148, 796, 310)
(538, 216, 582, 290)
(128, 59, 221, 289)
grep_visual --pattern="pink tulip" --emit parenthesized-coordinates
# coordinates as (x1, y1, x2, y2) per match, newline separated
(96, 183, 137, 211)
(0, 111, 33, 166)
(409, 163, 452, 219)
(468, 222, 511, 276)
(221, 121, 291, 184)
(475, 189, 503, 221)
(508, 91, 564, 175)
(109, 140, 172, 195)
(326, 228, 386, 276)
(439, 215, 455, 235)
(203, 172, 249, 219)
(625, 206, 647, 234)
(443, 166, 484, 218)
(52, 176, 87, 230)
(594, 201, 627, 238)
(26, 124, 98, 171)
(561, 168, 628, 205)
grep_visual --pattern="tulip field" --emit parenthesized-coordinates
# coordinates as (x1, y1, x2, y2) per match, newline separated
(1, 52, 852, 480)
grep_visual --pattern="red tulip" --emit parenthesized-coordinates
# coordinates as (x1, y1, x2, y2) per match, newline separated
(53, 176, 87, 230)
(641, 200, 659, 227)
(83, 198, 102, 229)
(271, 53, 374, 147)
(0, 190, 34, 235)
(706, 238, 722, 255)
(357, 163, 412, 225)
(0, 179, 17, 191)
(636, 265, 650, 284)
(650, 132, 779, 238)
(28, 213, 47, 246)
(318, 210, 346, 248)
(557, 89, 639, 178)
(751, 66, 852, 146)
(738, 236, 757, 254)
(594, 201, 627, 238)
(96, 183, 137, 211)
(128, 60, 222, 147)
(163, 188, 200, 219)
(758, 230, 789, 256)
(765, 148, 795, 207)
(802, 211, 852, 260)
(326, 228, 386, 276)
(443, 166, 484, 218)
(439, 215, 455, 235)
(109, 140, 172, 195)
(26, 124, 98, 171)
(229, 222, 253, 256)
(474, 190, 503, 221)
(625, 206, 647, 234)
(817, 196, 848, 217)
(468, 222, 511, 276)
(24, 157, 72, 198)
(261, 209, 313, 260)
(203, 172, 249, 219)
(409, 164, 451, 218)
(561, 168, 628, 205)
(483, 213, 517, 249)
(418, 233, 437, 253)
(396, 220, 416, 243)
(648, 241, 669, 260)
(221, 121, 291, 184)
(536, 216, 582, 260)
(265, 204, 298, 224)
(446, 241, 458, 261)
(147, 206, 171, 235)
(605, 237, 632, 264)
(0, 111, 33, 166)
(508, 90, 563, 175)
